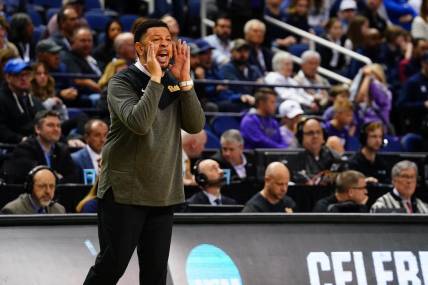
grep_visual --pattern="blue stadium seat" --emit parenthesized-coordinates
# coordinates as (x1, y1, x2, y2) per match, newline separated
(26, 5, 43, 26)
(119, 14, 139, 32)
(85, 13, 111, 33)
(205, 129, 221, 149)
(381, 135, 403, 152)
(33, 0, 62, 8)
(85, 0, 102, 10)
(210, 116, 241, 137)
(288, 43, 309, 57)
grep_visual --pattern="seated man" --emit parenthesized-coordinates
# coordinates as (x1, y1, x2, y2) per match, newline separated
(243, 162, 296, 212)
(72, 119, 108, 183)
(1, 166, 66, 214)
(294, 117, 344, 184)
(182, 130, 207, 186)
(2, 110, 78, 183)
(313, 170, 369, 212)
(211, 129, 256, 182)
(0, 58, 45, 143)
(240, 88, 287, 149)
(371, 160, 428, 213)
(186, 159, 236, 205)
(348, 121, 389, 184)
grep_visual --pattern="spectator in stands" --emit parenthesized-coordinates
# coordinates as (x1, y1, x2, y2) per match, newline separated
(354, 64, 392, 128)
(8, 13, 35, 62)
(411, 0, 428, 40)
(383, 0, 416, 31)
(97, 59, 128, 121)
(0, 58, 45, 144)
(244, 19, 273, 74)
(2, 110, 78, 183)
(313, 170, 369, 212)
(337, 0, 358, 32)
(294, 50, 330, 110)
(220, 38, 263, 111)
(381, 25, 411, 86)
(47, 0, 86, 37)
(72, 119, 108, 183)
(187, 159, 236, 205)
(75, 177, 98, 213)
(112, 32, 136, 65)
(264, 51, 317, 112)
(322, 84, 351, 121)
(399, 38, 428, 82)
(35, 39, 77, 100)
(278, 100, 304, 148)
(240, 88, 288, 149)
(93, 19, 123, 71)
(211, 129, 256, 182)
(203, 13, 233, 66)
(160, 15, 181, 41)
(182, 130, 207, 186)
(61, 26, 101, 106)
(49, 6, 80, 52)
(398, 52, 428, 136)
(243, 162, 296, 212)
(285, 0, 312, 42)
(348, 121, 389, 183)
(31, 62, 69, 122)
(346, 15, 369, 51)
(371, 160, 428, 213)
(0, 16, 19, 64)
(316, 18, 349, 74)
(360, 0, 388, 34)
(1, 166, 66, 214)
(264, 0, 297, 49)
(324, 97, 356, 150)
(294, 117, 343, 184)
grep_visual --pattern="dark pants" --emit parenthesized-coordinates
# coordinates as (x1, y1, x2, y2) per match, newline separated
(84, 190, 174, 285)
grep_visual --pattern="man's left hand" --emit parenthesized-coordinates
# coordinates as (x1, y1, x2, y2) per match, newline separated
(169, 40, 191, 82)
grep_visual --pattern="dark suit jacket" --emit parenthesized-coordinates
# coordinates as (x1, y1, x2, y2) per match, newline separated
(2, 136, 79, 183)
(0, 84, 45, 143)
(220, 61, 263, 95)
(249, 46, 273, 74)
(211, 151, 257, 182)
(71, 147, 96, 183)
(186, 191, 237, 205)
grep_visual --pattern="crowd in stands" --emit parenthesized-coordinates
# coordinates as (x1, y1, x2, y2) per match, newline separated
(0, 0, 427, 215)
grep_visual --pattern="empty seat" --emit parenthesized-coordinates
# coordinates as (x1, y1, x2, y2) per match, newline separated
(210, 116, 241, 137)
(119, 14, 139, 32)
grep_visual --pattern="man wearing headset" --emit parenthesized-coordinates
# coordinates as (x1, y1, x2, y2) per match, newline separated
(186, 159, 236, 205)
(1, 166, 65, 214)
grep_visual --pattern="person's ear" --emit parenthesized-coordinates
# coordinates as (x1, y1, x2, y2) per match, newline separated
(135, 42, 144, 58)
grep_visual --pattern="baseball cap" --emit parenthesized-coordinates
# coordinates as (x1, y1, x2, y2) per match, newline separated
(231, 38, 250, 51)
(36, 39, 62, 54)
(189, 43, 201, 55)
(195, 39, 215, 53)
(279, 100, 304, 119)
(3, 58, 31, 75)
(339, 0, 357, 11)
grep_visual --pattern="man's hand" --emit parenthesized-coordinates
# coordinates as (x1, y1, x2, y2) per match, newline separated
(169, 39, 191, 82)
(67, 139, 85, 148)
(60, 87, 78, 100)
(240, 94, 255, 105)
(144, 42, 162, 83)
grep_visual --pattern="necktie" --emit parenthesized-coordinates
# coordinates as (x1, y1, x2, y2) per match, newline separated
(406, 201, 413, 213)
(214, 198, 221, 205)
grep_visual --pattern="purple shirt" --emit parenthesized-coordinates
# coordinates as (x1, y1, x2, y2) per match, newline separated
(240, 111, 287, 149)
(357, 79, 392, 126)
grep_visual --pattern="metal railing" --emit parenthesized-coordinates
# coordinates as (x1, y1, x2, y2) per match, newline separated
(264, 15, 372, 66)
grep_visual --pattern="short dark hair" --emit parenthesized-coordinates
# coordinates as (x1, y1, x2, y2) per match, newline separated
(57, 6, 76, 28)
(84, 119, 108, 135)
(133, 19, 169, 43)
(254, 87, 277, 107)
(34, 110, 61, 128)
(215, 13, 231, 24)
(335, 170, 365, 193)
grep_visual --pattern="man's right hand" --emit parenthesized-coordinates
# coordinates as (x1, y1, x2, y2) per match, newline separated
(60, 88, 78, 100)
(145, 42, 162, 83)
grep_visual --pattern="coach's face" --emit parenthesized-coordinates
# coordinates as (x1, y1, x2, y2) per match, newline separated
(138, 27, 173, 70)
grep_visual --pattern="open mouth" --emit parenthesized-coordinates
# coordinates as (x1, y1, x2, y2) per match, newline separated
(156, 50, 169, 63)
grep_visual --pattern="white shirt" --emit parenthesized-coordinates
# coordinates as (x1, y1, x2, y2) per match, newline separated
(86, 145, 101, 175)
(233, 154, 247, 179)
(264, 72, 314, 106)
(203, 191, 222, 205)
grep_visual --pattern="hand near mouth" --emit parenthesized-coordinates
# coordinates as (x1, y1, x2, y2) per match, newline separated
(144, 42, 162, 82)
(169, 39, 191, 82)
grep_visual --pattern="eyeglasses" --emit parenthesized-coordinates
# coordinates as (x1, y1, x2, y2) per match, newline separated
(303, 130, 323, 136)
(352, 185, 367, 190)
